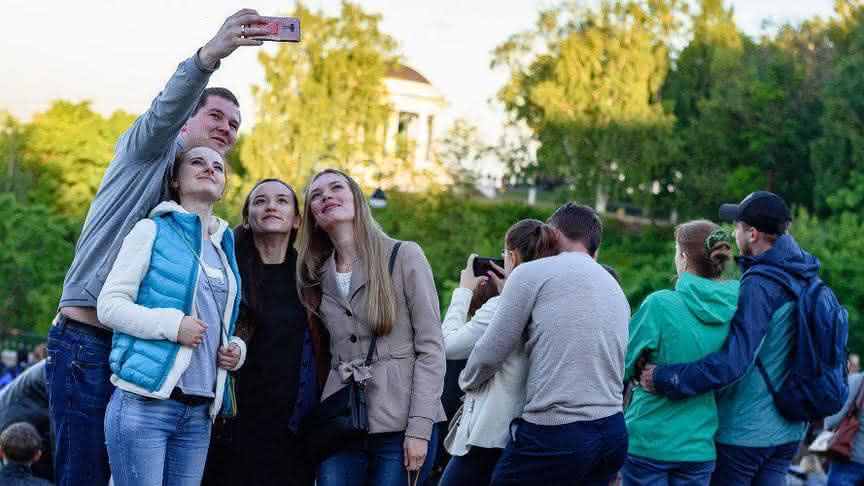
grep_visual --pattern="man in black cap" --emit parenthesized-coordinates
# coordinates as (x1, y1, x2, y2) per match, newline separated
(641, 191, 820, 484)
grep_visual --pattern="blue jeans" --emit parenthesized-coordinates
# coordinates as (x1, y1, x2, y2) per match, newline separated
(317, 426, 439, 486)
(710, 441, 798, 486)
(491, 413, 628, 486)
(621, 454, 715, 485)
(105, 389, 212, 486)
(827, 460, 864, 486)
(46, 315, 113, 486)
(440, 446, 502, 486)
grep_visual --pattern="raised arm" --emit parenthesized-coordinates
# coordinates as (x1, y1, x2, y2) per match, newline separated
(118, 9, 268, 161)
(441, 288, 498, 360)
(650, 279, 775, 399)
(458, 263, 539, 392)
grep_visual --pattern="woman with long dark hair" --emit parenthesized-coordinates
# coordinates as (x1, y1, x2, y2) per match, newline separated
(204, 178, 322, 486)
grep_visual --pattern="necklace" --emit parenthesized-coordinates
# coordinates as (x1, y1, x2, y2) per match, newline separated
(336, 255, 359, 273)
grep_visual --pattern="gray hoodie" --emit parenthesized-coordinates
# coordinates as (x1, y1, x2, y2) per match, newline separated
(59, 52, 217, 309)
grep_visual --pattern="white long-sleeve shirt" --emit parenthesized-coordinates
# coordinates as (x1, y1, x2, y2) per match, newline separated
(442, 289, 527, 454)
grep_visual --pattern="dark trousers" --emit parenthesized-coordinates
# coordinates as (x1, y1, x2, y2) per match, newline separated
(46, 315, 113, 486)
(827, 460, 864, 485)
(317, 427, 439, 486)
(439, 446, 502, 486)
(621, 454, 715, 486)
(710, 441, 798, 486)
(491, 413, 628, 486)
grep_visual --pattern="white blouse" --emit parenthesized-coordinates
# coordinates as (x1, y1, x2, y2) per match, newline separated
(336, 271, 352, 299)
(442, 288, 528, 455)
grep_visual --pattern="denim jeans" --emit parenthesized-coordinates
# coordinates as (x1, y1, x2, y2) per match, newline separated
(621, 454, 715, 486)
(710, 441, 798, 486)
(317, 426, 439, 486)
(827, 460, 864, 486)
(46, 314, 113, 486)
(491, 413, 629, 486)
(105, 389, 212, 486)
(439, 446, 502, 486)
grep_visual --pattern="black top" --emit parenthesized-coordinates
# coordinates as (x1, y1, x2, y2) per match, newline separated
(0, 464, 54, 486)
(236, 254, 307, 426)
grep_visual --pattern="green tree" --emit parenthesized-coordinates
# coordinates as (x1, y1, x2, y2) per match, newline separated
(0, 193, 77, 333)
(242, 1, 399, 193)
(791, 209, 864, 352)
(810, 2, 864, 213)
(23, 101, 135, 218)
(493, 1, 683, 213)
(662, 0, 743, 127)
(0, 112, 33, 200)
(437, 119, 491, 189)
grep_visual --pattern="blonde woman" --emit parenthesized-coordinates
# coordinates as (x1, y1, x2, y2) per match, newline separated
(297, 169, 445, 486)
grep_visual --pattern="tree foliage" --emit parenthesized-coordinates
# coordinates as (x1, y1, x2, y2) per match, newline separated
(437, 119, 491, 189)
(23, 101, 135, 219)
(493, 1, 683, 212)
(0, 194, 77, 334)
(241, 1, 399, 194)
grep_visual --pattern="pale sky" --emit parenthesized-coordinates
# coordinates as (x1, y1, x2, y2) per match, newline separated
(0, 0, 836, 146)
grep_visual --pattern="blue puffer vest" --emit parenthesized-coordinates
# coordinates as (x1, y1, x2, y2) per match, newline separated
(108, 210, 241, 393)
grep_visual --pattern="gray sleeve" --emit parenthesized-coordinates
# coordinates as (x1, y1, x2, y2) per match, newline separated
(458, 264, 539, 391)
(826, 373, 864, 430)
(117, 50, 218, 162)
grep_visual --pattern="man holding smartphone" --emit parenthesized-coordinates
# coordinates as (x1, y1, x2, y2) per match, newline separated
(46, 10, 269, 485)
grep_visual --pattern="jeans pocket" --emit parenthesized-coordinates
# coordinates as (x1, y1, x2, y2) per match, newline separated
(70, 349, 113, 405)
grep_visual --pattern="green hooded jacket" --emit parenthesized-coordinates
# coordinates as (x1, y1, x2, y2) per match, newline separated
(624, 272, 740, 462)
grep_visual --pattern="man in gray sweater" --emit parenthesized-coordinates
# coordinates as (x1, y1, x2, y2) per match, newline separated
(46, 10, 270, 485)
(460, 203, 631, 485)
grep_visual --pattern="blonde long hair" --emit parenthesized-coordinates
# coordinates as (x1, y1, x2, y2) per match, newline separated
(297, 169, 398, 336)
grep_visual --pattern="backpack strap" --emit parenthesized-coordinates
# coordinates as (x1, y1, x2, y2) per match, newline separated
(744, 266, 807, 398)
(363, 241, 403, 367)
(755, 357, 777, 398)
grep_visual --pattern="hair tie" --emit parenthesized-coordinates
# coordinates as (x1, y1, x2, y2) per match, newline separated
(705, 228, 731, 254)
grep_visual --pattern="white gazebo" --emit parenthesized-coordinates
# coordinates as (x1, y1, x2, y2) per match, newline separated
(383, 65, 447, 174)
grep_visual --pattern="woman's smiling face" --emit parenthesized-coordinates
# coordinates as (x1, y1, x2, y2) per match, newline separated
(307, 172, 356, 230)
(247, 181, 299, 236)
(173, 146, 226, 202)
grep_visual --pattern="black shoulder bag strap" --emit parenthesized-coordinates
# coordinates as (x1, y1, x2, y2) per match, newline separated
(363, 242, 402, 369)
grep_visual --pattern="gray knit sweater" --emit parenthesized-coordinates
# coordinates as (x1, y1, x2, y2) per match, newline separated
(459, 251, 630, 426)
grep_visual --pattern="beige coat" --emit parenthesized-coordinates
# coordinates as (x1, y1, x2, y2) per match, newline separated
(318, 239, 446, 440)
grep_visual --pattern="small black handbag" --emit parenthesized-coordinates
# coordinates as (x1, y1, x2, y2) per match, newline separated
(299, 242, 402, 459)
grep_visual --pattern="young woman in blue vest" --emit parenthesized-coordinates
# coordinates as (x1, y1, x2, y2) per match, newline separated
(97, 145, 245, 486)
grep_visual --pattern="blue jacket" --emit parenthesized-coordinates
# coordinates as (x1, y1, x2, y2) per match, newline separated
(98, 201, 243, 419)
(653, 234, 817, 446)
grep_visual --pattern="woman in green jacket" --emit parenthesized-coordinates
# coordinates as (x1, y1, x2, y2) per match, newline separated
(621, 220, 739, 485)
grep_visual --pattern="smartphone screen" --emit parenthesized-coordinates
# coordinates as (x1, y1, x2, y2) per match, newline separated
(473, 257, 505, 278)
(256, 17, 301, 42)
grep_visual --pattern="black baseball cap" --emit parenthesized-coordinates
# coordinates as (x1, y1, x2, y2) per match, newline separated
(719, 191, 791, 234)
